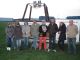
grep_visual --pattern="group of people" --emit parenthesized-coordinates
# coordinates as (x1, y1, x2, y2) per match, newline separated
(5, 19, 78, 54)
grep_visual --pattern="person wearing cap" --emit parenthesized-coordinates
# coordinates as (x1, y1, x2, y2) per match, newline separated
(22, 22, 30, 48)
(48, 18, 58, 52)
(30, 20, 40, 50)
(39, 20, 48, 51)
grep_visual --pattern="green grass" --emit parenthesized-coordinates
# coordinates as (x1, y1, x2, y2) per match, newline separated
(0, 22, 80, 60)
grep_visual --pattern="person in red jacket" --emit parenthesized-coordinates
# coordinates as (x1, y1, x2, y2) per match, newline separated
(39, 20, 48, 51)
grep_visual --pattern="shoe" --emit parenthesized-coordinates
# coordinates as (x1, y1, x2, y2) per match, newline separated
(52, 49, 56, 52)
(48, 49, 50, 52)
(35, 48, 37, 50)
(6, 47, 11, 51)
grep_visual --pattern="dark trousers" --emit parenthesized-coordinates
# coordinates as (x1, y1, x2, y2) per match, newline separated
(6, 37, 12, 47)
(49, 34, 56, 50)
(67, 38, 76, 54)
(79, 35, 80, 42)
(58, 39, 64, 50)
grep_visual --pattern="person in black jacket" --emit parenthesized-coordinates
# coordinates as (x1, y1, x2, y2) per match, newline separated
(39, 20, 48, 50)
(48, 19, 58, 52)
(58, 22, 66, 51)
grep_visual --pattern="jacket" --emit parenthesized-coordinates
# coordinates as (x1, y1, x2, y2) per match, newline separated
(22, 25, 30, 37)
(39, 24, 48, 37)
(66, 24, 78, 38)
(14, 25, 22, 39)
(5, 26, 14, 38)
(58, 24, 66, 40)
(30, 23, 40, 36)
(48, 23, 58, 35)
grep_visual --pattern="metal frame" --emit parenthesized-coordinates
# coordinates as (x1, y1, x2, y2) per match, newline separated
(22, 2, 49, 21)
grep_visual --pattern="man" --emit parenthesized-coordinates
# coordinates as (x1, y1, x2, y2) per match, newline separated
(30, 20, 40, 50)
(48, 18, 58, 52)
(14, 22, 22, 50)
(22, 22, 30, 48)
(39, 20, 48, 51)
(5, 22, 14, 51)
(67, 20, 78, 54)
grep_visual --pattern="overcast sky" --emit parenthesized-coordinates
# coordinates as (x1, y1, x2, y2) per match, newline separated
(0, 0, 80, 19)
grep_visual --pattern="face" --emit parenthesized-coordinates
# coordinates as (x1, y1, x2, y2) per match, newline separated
(60, 22, 63, 26)
(12, 22, 15, 26)
(8, 23, 11, 27)
(69, 20, 73, 25)
(33, 20, 36, 24)
(50, 19, 55, 23)
(42, 21, 46, 25)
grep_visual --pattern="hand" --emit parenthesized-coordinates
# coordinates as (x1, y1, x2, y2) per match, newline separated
(58, 31, 61, 34)
(47, 33, 49, 37)
(25, 33, 26, 35)
(40, 34, 42, 36)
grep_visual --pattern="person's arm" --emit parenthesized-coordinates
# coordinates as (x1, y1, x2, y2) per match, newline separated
(58, 26, 61, 34)
(46, 25, 49, 37)
(22, 26, 25, 34)
(5, 28, 8, 34)
(39, 26, 42, 33)
(47, 24, 50, 33)
(61, 25, 66, 33)
(30, 25, 32, 37)
(27, 26, 30, 34)
(75, 25, 78, 35)
(19, 26, 23, 37)
(66, 25, 69, 35)
(39, 25, 43, 36)
(55, 24, 58, 33)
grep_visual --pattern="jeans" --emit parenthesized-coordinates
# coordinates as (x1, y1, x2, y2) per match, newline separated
(11, 36, 16, 49)
(15, 38, 22, 49)
(23, 37, 29, 48)
(79, 35, 80, 43)
(49, 34, 56, 50)
(67, 37, 76, 54)
(6, 37, 12, 47)
(12, 39, 16, 49)
(32, 36, 38, 49)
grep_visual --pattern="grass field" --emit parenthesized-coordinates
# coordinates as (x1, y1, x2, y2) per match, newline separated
(0, 22, 80, 60)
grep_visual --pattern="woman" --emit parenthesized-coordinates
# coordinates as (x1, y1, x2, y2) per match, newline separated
(39, 20, 48, 51)
(58, 22, 66, 51)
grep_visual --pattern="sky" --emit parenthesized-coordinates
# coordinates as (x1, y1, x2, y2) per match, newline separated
(0, 0, 80, 19)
